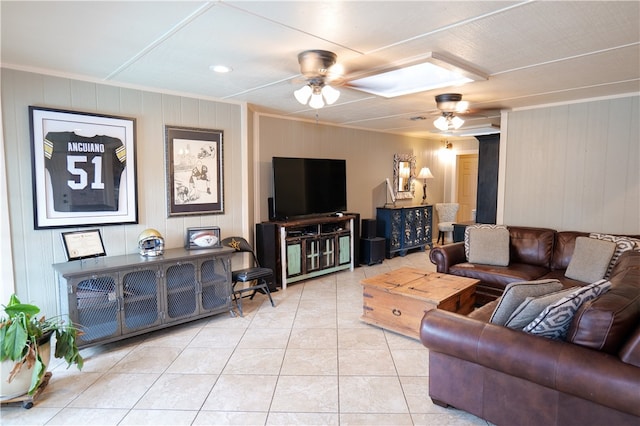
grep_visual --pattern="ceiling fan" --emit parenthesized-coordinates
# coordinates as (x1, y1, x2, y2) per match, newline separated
(293, 50, 343, 109)
(433, 93, 469, 131)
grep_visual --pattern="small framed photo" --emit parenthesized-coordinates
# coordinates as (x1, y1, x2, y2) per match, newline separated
(61, 229, 107, 261)
(185, 227, 221, 250)
(165, 126, 224, 216)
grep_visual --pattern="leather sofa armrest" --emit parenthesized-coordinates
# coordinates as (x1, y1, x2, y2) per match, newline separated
(420, 309, 640, 416)
(429, 242, 466, 273)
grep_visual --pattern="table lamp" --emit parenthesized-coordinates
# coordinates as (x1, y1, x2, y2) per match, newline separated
(417, 167, 434, 204)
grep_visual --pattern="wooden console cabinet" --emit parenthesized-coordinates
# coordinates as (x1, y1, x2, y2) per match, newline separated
(257, 215, 355, 289)
(53, 247, 234, 348)
(376, 205, 433, 258)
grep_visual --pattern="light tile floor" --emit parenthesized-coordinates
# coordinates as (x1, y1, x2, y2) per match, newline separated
(1, 250, 490, 425)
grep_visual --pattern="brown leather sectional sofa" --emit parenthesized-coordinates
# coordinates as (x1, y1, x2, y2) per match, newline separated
(421, 227, 640, 425)
(428, 226, 639, 305)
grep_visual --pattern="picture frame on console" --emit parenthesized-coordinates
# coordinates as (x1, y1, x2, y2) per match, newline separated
(185, 226, 221, 250)
(29, 106, 138, 229)
(165, 126, 224, 216)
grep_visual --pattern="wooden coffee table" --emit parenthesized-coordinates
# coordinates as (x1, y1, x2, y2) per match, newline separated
(360, 267, 479, 339)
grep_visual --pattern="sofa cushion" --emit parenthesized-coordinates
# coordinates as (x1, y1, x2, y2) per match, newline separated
(489, 279, 563, 326)
(504, 287, 577, 329)
(464, 224, 507, 260)
(565, 237, 615, 282)
(567, 267, 640, 354)
(589, 233, 637, 278)
(507, 226, 556, 268)
(550, 231, 589, 270)
(523, 279, 612, 340)
(467, 227, 510, 266)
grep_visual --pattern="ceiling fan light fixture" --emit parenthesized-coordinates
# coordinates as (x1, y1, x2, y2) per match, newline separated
(294, 85, 313, 104)
(321, 84, 340, 105)
(308, 91, 325, 109)
(451, 115, 464, 129)
(434, 112, 464, 131)
(295, 50, 341, 109)
(433, 116, 449, 131)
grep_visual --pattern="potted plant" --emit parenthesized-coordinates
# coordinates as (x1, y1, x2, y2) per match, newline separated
(1, 294, 83, 398)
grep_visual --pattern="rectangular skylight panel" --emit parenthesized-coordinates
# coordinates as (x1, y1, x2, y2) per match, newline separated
(349, 62, 473, 98)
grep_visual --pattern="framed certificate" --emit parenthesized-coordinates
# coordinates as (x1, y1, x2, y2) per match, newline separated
(61, 229, 107, 261)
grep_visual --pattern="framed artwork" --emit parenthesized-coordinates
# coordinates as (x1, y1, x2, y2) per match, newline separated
(60, 229, 106, 261)
(165, 126, 224, 216)
(29, 106, 137, 229)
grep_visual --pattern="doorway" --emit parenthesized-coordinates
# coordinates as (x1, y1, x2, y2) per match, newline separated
(456, 154, 478, 222)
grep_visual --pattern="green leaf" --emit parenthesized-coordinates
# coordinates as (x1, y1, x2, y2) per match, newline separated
(1, 316, 28, 361)
(4, 303, 40, 318)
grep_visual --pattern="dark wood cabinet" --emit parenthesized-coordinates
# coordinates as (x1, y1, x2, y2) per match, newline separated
(376, 205, 433, 258)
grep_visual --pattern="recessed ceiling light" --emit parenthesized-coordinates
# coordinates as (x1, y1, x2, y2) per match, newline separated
(209, 65, 232, 73)
(348, 52, 486, 98)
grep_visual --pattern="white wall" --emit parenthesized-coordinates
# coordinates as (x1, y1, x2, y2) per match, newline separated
(502, 95, 639, 233)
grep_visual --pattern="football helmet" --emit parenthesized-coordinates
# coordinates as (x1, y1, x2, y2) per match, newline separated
(138, 228, 164, 256)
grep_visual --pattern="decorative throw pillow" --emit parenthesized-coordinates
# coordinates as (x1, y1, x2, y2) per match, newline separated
(564, 237, 615, 282)
(464, 224, 508, 260)
(504, 287, 577, 329)
(589, 233, 637, 278)
(489, 279, 564, 326)
(467, 226, 510, 266)
(523, 279, 612, 340)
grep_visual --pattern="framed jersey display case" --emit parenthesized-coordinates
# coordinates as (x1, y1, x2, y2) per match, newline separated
(165, 125, 224, 216)
(29, 106, 137, 229)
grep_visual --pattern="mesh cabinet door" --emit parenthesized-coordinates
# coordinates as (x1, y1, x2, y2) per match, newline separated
(121, 267, 162, 333)
(72, 274, 120, 345)
(199, 257, 231, 312)
(164, 262, 198, 321)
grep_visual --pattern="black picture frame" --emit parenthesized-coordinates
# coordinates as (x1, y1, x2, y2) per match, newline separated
(165, 126, 224, 216)
(60, 229, 107, 261)
(29, 106, 138, 229)
(185, 226, 221, 250)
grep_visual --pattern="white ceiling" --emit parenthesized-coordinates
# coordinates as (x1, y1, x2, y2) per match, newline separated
(2, 1, 639, 138)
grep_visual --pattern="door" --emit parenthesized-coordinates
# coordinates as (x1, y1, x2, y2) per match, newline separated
(457, 154, 478, 222)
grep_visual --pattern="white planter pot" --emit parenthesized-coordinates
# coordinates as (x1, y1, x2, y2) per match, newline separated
(0, 340, 51, 400)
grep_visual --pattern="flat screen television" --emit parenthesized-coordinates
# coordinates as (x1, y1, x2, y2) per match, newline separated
(272, 156, 347, 220)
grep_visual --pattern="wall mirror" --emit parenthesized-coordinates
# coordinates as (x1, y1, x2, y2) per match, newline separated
(393, 153, 416, 200)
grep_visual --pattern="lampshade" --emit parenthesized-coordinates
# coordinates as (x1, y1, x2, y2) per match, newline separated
(294, 82, 340, 109)
(451, 115, 464, 129)
(417, 167, 434, 180)
(321, 84, 340, 104)
(309, 91, 325, 109)
(294, 85, 312, 104)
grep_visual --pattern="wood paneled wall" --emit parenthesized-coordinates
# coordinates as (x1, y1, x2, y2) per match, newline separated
(503, 96, 639, 233)
(254, 114, 446, 223)
(1, 69, 243, 316)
